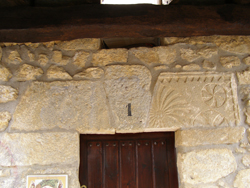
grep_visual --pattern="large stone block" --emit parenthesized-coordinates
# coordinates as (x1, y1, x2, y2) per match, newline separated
(0, 66, 12, 81)
(237, 68, 250, 85)
(46, 65, 72, 80)
(0, 132, 79, 166)
(11, 81, 113, 133)
(104, 65, 151, 132)
(15, 64, 43, 81)
(176, 127, 245, 147)
(220, 56, 241, 69)
(234, 169, 250, 188)
(0, 111, 11, 132)
(56, 38, 100, 51)
(178, 148, 237, 184)
(147, 72, 239, 130)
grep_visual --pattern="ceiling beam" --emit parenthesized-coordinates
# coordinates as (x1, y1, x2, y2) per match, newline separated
(0, 4, 250, 42)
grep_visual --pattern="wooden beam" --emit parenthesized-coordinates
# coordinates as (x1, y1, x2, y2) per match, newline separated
(0, 4, 250, 42)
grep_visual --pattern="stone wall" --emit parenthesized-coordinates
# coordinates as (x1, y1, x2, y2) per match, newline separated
(0, 36, 250, 188)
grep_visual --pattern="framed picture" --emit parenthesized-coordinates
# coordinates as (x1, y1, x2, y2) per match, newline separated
(26, 174, 68, 188)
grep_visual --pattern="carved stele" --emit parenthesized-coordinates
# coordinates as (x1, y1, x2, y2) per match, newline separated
(147, 72, 239, 131)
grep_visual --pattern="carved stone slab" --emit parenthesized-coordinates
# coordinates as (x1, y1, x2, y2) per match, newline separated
(147, 72, 240, 131)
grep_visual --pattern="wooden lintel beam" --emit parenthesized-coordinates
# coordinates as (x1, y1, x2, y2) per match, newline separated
(0, 4, 250, 42)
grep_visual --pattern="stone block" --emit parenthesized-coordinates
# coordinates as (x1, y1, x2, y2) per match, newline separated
(0, 66, 12, 81)
(52, 51, 70, 66)
(46, 65, 72, 80)
(73, 67, 104, 79)
(147, 72, 239, 130)
(180, 48, 200, 62)
(178, 148, 237, 184)
(56, 38, 100, 51)
(237, 68, 250, 85)
(0, 169, 10, 177)
(11, 81, 113, 133)
(92, 49, 128, 66)
(182, 64, 201, 71)
(242, 155, 250, 167)
(28, 51, 35, 61)
(130, 47, 159, 65)
(176, 127, 245, 147)
(220, 56, 241, 68)
(180, 47, 218, 62)
(0, 47, 2, 60)
(243, 56, 250, 65)
(6, 50, 22, 64)
(0, 111, 11, 132)
(38, 54, 49, 66)
(0, 132, 79, 166)
(157, 46, 177, 64)
(203, 60, 216, 70)
(15, 64, 43, 81)
(104, 65, 151, 132)
(0, 85, 18, 103)
(234, 169, 250, 188)
(73, 51, 90, 68)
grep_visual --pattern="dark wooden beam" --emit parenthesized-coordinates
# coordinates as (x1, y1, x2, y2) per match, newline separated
(0, 4, 250, 42)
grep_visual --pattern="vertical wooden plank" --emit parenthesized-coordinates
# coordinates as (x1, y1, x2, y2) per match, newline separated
(104, 141, 119, 188)
(153, 139, 170, 188)
(120, 140, 136, 188)
(137, 140, 153, 188)
(87, 141, 103, 188)
(166, 133, 179, 188)
(79, 135, 87, 187)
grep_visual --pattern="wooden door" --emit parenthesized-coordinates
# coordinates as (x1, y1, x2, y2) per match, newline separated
(79, 132, 178, 188)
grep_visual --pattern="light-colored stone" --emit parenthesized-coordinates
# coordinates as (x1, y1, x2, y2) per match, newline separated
(0, 111, 11, 132)
(73, 67, 104, 79)
(15, 64, 43, 81)
(183, 64, 201, 71)
(176, 127, 245, 147)
(131, 47, 159, 65)
(28, 51, 35, 61)
(0, 132, 79, 166)
(0, 47, 2, 60)
(0, 169, 10, 177)
(234, 169, 250, 188)
(104, 65, 151, 132)
(56, 38, 100, 51)
(0, 66, 12, 81)
(203, 60, 216, 70)
(243, 56, 250, 65)
(236, 148, 247, 154)
(38, 54, 49, 66)
(184, 184, 219, 188)
(197, 46, 218, 58)
(237, 68, 250, 85)
(242, 155, 250, 167)
(11, 81, 113, 133)
(52, 50, 69, 65)
(46, 65, 72, 80)
(180, 48, 200, 62)
(245, 106, 250, 125)
(92, 49, 128, 66)
(43, 41, 55, 49)
(24, 42, 40, 48)
(178, 148, 237, 184)
(0, 85, 18, 103)
(73, 51, 90, 68)
(7, 51, 22, 64)
(147, 72, 239, 130)
(175, 64, 182, 69)
(157, 46, 177, 64)
(247, 129, 250, 143)
(153, 65, 169, 71)
(220, 56, 241, 69)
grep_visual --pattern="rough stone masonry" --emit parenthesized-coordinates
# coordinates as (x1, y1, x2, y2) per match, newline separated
(0, 36, 250, 187)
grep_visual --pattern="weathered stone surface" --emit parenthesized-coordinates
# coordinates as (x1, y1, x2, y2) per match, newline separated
(11, 81, 113, 133)
(242, 155, 250, 167)
(56, 38, 100, 51)
(24, 42, 40, 48)
(245, 106, 250, 125)
(243, 56, 250, 65)
(74, 67, 104, 79)
(184, 184, 219, 188)
(176, 127, 245, 147)
(92, 49, 128, 66)
(73, 51, 90, 68)
(38, 54, 49, 66)
(131, 47, 159, 65)
(153, 65, 169, 71)
(203, 60, 216, 70)
(197, 46, 218, 58)
(148, 72, 239, 130)
(236, 148, 247, 154)
(237, 68, 250, 85)
(104, 65, 151, 132)
(180, 48, 200, 62)
(27, 51, 35, 61)
(52, 50, 69, 65)
(182, 64, 201, 71)
(0, 132, 79, 166)
(46, 65, 72, 80)
(247, 129, 250, 143)
(0, 47, 2, 60)
(0, 85, 18, 103)
(178, 149, 237, 184)
(43, 41, 55, 49)
(157, 46, 177, 64)
(234, 169, 250, 188)
(0, 111, 11, 132)
(220, 56, 241, 68)
(15, 64, 43, 81)
(0, 66, 12, 81)
(6, 50, 22, 64)
(0, 169, 10, 177)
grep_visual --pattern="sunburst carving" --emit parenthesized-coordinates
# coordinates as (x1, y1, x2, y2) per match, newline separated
(149, 84, 190, 127)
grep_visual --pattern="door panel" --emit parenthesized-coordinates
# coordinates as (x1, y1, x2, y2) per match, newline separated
(80, 132, 178, 188)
